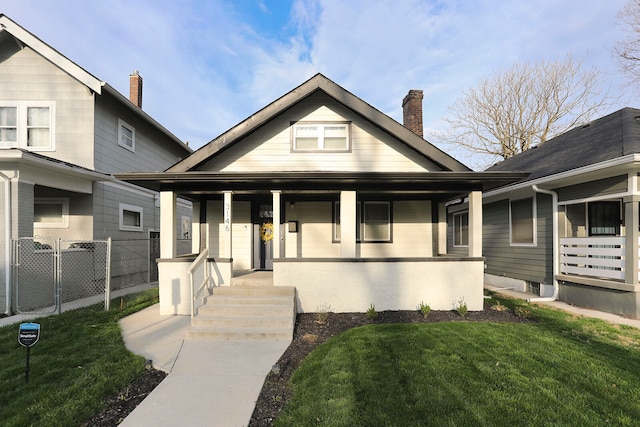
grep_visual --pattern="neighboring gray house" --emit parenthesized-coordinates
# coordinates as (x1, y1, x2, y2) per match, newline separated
(119, 74, 523, 316)
(0, 15, 193, 315)
(471, 107, 640, 318)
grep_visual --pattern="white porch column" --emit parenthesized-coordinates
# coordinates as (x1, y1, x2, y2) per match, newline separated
(221, 191, 233, 259)
(340, 191, 357, 258)
(625, 198, 639, 284)
(272, 191, 281, 259)
(191, 201, 201, 254)
(438, 202, 447, 255)
(160, 191, 177, 258)
(468, 191, 483, 257)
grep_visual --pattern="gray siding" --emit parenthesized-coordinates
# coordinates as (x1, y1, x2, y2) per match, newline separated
(0, 41, 95, 169)
(94, 95, 189, 174)
(556, 175, 627, 202)
(483, 195, 553, 285)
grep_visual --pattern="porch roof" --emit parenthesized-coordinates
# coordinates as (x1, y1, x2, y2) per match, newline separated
(115, 170, 527, 201)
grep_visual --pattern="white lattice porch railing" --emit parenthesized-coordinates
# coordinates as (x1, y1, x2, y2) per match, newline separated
(560, 236, 625, 281)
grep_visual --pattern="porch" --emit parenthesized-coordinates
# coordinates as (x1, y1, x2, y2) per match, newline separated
(558, 236, 640, 292)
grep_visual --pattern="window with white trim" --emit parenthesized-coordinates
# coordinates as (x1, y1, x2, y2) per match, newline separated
(510, 197, 535, 245)
(118, 119, 135, 152)
(34, 198, 69, 228)
(292, 123, 350, 151)
(119, 203, 143, 231)
(0, 101, 55, 150)
(334, 201, 391, 242)
(453, 211, 469, 247)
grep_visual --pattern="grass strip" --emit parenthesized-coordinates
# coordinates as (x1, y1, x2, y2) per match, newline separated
(0, 289, 159, 426)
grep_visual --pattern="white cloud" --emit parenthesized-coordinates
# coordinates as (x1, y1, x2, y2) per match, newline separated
(1, 0, 633, 163)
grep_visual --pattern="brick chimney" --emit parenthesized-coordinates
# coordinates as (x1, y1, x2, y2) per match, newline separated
(402, 89, 423, 137)
(129, 70, 143, 108)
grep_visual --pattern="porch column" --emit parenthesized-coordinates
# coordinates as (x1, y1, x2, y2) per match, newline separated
(160, 191, 177, 258)
(625, 198, 639, 284)
(468, 190, 482, 257)
(221, 191, 233, 259)
(272, 191, 281, 259)
(340, 191, 357, 258)
(191, 201, 201, 254)
(438, 202, 447, 255)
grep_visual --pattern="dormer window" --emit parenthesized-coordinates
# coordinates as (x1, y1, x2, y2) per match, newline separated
(292, 122, 350, 151)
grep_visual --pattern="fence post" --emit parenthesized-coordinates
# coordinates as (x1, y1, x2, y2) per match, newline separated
(105, 237, 112, 311)
(55, 238, 62, 315)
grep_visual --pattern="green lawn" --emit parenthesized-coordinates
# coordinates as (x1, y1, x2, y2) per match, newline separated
(277, 297, 640, 426)
(0, 289, 159, 427)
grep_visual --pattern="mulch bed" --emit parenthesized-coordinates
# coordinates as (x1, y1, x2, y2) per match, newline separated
(86, 301, 531, 426)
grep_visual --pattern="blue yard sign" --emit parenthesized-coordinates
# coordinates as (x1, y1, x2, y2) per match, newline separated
(18, 323, 40, 347)
(18, 323, 40, 383)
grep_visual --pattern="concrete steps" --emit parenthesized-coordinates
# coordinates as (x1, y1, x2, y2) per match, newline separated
(187, 285, 296, 341)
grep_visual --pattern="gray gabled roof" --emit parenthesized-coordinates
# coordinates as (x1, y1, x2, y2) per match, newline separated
(167, 73, 471, 172)
(487, 107, 640, 181)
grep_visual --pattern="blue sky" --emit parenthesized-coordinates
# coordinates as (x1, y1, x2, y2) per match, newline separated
(1, 0, 633, 168)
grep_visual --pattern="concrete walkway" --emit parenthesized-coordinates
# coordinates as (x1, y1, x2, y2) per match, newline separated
(118, 304, 290, 427)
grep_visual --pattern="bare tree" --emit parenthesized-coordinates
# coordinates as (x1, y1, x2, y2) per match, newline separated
(438, 55, 612, 162)
(616, 0, 640, 86)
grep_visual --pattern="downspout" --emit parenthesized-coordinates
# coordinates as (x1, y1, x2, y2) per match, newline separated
(0, 171, 12, 315)
(530, 185, 559, 302)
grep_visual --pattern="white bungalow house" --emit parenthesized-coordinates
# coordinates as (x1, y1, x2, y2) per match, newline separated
(118, 74, 524, 316)
(479, 107, 640, 318)
(0, 15, 192, 315)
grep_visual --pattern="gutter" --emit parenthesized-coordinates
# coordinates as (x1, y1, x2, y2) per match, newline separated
(529, 185, 559, 302)
(0, 170, 13, 315)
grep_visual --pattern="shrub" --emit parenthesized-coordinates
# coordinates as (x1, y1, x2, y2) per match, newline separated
(315, 303, 332, 324)
(419, 301, 431, 318)
(366, 304, 378, 320)
(456, 298, 468, 317)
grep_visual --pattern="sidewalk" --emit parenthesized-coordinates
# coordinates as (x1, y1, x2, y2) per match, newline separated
(118, 304, 290, 427)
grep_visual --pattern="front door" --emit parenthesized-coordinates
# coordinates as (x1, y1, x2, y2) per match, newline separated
(253, 204, 274, 270)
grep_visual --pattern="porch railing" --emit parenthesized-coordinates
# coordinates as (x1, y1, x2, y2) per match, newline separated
(559, 236, 625, 281)
(189, 248, 213, 319)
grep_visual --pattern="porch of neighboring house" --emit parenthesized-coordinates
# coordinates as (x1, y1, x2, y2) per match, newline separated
(555, 196, 640, 316)
(156, 185, 487, 318)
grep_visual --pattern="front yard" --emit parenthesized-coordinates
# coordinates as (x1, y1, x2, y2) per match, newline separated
(270, 296, 640, 426)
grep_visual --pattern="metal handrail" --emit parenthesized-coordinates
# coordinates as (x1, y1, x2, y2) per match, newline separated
(189, 248, 212, 319)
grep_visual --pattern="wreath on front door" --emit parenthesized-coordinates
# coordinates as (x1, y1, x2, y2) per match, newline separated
(260, 222, 274, 242)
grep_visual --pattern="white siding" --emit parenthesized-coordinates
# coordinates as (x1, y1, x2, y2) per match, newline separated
(198, 93, 443, 173)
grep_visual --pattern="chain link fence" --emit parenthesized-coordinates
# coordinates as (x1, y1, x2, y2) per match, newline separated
(11, 237, 192, 314)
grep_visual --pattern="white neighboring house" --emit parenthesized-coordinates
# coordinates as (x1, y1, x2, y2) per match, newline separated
(0, 15, 193, 315)
(119, 74, 524, 315)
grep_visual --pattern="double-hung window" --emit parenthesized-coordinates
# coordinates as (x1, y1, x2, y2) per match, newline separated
(334, 201, 391, 242)
(510, 197, 535, 245)
(0, 102, 54, 150)
(453, 211, 469, 246)
(292, 122, 350, 151)
(118, 119, 135, 152)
